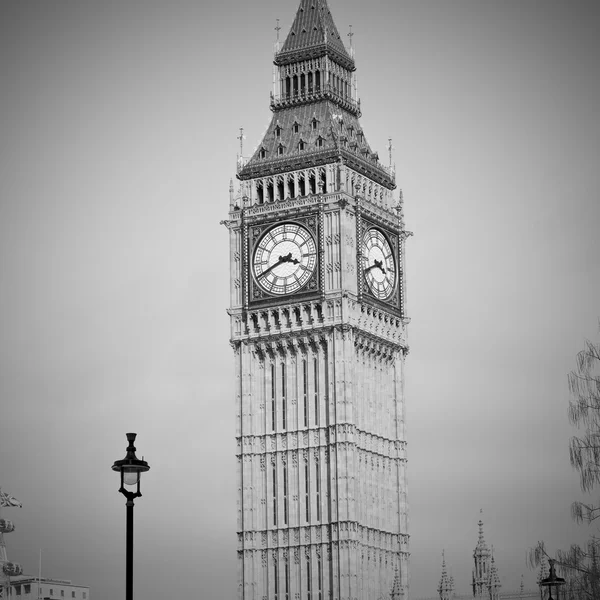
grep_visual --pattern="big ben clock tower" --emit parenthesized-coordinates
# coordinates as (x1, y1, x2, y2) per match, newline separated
(224, 2, 410, 599)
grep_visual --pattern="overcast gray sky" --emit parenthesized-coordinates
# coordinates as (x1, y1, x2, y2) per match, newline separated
(1, 1, 599, 599)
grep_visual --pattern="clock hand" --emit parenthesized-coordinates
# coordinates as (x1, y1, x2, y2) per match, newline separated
(364, 259, 386, 274)
(257, 253, 299, 279)
(374, 259, 386, 274)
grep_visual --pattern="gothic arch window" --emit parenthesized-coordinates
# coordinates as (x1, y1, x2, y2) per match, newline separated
(293, 121, 300, 134)
(272, 462, 278, 526)
(271, 363, 276, 430)
(311, 118, 319, 131)
(281, 362, 287, 430)
(306, 556, 312, 600)
(317, 556, 323, 600)
(314, 358, 320, 425)
(299, 175, 306, 196)
(304, 458, 310, 522)
(316, 136, 324, 149)
(283, 463, 288, 524)
(259, 147, 267, 159)
(298, 139, 306, 151)
(315, 457, 321, 522)
(275, 125, 282, 138)
(303, 359, 308, 426)
(277, 144, 285, 156)
(285, 561, 290, 600)
(309, 171, 316, 194)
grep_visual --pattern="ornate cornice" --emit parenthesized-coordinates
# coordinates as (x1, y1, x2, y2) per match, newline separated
(275, 43, 355, 72)
(238, 147, 395, 190)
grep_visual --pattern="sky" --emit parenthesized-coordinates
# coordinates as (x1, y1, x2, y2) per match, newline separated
(0, 1, 599, 599)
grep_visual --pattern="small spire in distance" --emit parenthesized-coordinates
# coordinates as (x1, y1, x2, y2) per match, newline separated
(520, 574, 524, 596)
(348, 25, 354, 58)
(275, 18, 282, 53)
(237, 127, 245, 158)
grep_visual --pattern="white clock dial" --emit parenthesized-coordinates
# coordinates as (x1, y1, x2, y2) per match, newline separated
(253, 223, 317, 295)
(362, 228, 396, 300)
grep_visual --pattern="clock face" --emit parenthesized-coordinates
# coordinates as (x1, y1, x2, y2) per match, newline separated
(362, 228, 396, 300)
(253, 222, 317, 295)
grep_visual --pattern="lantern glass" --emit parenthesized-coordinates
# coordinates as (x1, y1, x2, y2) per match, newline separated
(123, 469, 140, 486)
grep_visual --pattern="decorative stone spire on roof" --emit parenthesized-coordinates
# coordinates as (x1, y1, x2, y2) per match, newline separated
(475, 513, 490, 554)
(487, 548, 501, 600)
(520, 574, 525, 597)
(438, 551, 454, 600)
(472, 511, 492, 598)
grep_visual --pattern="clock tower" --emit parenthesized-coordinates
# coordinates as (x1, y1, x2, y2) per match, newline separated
(224, 2, 410, 599)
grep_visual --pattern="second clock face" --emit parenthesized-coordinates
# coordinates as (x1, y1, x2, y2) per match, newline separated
(253, 222, 317, 295)
(362, 228, 396, 300)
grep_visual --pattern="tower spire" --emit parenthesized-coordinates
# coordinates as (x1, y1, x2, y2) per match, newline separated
(438, 550, 454, 600)
(472, 511, 491, 598)
(487, 548, 501, 600)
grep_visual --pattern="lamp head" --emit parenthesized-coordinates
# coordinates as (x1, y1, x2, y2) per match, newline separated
(112, 433, 150, 488)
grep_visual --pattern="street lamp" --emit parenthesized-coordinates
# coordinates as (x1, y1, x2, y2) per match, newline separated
(112, 433, 150, 600)
(540, 559, 566, 600)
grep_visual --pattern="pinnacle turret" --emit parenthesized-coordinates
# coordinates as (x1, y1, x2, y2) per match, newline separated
(472, 511, 492, 598)
(487, 550, 501, 600)
(438, 551, 454, 600)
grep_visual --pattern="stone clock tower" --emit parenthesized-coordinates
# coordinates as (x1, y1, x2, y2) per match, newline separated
(223, 2, 410, 599)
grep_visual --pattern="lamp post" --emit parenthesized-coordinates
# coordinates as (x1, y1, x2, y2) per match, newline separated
(112, 433, 150, 600)
(540, 559, 566, 600)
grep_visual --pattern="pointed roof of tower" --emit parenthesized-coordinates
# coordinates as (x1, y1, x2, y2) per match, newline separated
(277, 0, 353, 69)
(438, 551, 454, 597)
(487, 551, 501, 590)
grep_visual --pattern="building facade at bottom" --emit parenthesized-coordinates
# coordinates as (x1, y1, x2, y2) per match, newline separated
(225, 1, 410, 600)
(8, 576, 89, 600)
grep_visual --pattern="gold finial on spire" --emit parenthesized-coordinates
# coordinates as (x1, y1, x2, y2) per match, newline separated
(388, 138, 394, 168)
